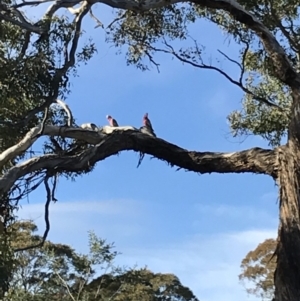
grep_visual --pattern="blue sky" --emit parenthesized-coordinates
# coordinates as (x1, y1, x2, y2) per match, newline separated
(19, 5, 279, 301)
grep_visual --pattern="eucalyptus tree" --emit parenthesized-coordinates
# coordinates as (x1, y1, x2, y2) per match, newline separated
(240, 238, 277, 301)
(8, 220, 198, 301)
(0, 0, 299, 300)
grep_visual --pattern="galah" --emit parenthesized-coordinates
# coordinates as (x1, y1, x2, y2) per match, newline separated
(106, 115, 119, 127)
(80, 123, 98, 131)
(143, 113, 154, 131)
(140, 126, 156, 137)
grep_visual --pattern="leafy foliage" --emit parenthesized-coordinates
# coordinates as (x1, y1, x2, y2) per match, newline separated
(7, 220, 121, 300)
(239, 238, 276, 300)
(5, 220, 198, 301)
(88, 268, 199, 301)
(0, 11, 97, 296)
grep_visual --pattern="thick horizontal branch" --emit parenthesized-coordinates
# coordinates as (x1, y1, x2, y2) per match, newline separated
(0, 125, 277, 195)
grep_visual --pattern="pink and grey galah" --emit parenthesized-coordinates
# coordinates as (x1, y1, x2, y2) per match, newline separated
(141, 113, 156, 137)
(106, 115, 119, 127)
(143, 113, 153, 131)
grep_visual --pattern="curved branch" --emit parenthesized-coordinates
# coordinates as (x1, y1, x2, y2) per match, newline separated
(0, 100, 74, 169)
(0, 3, 45, 34)
(0, 125, 277, 195)
(58, 1, 91, 74)
(54, 99, 74, 126)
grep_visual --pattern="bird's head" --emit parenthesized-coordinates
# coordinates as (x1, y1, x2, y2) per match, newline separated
(144, 113, 148, 119)
(106, 115, 112, 119)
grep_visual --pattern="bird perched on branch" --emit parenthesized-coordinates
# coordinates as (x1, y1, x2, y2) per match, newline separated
(140, 113, 156, 137)
(106, 115, 119, 127)
(80, 123, 98, 131)
(143, 113, 153, 130)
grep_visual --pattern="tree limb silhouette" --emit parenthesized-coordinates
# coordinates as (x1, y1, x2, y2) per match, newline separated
(0, 125, 277, 196)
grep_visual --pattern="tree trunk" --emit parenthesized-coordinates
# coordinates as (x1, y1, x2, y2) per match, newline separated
(0, 201, 11, 299)
(274, 88, 300, 300)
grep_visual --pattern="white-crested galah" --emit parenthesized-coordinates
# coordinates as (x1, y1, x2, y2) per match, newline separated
(141, 113, 156, 137)
(143, 113, 153, 131)
(106, 115, 119, 127)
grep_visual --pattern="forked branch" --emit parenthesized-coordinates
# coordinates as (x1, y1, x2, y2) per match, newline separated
(0, 99, 74, 169)
(149, 38, 282, 109)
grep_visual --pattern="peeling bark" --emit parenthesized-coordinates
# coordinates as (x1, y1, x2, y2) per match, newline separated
(274, 142, 300, 301)
(273, 87, 300, 301)
(0, 125, 276, 196)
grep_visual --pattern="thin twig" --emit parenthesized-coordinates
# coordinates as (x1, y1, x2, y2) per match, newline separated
(55, 271, 76, 301)
(159, 39, 283, 110)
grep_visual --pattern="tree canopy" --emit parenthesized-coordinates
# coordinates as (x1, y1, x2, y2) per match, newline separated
(7, 220, 198, 301)
(1, 0, 300, 300)
(240, 238, 276, 300)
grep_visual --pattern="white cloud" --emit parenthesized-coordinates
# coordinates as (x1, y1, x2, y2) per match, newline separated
(193, 203, 278, 228)
(21, 199, 141, 216)
(119, 229, 276, 301)
(18, 199, 148, 245)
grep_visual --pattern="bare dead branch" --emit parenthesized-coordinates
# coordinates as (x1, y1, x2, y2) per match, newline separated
(54, 99, 74, 126)
(51, 175, 58, 202)
(239, 37, 250, 84)
(218, 49, 242, 69)
(156, 40, 282, 110)
(0, 125, 277, 196)
(42, 175, 51, 240)
(218, 35, 250, 92)
(89, 7, 104, 28)
(13, 175, 52, 252)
